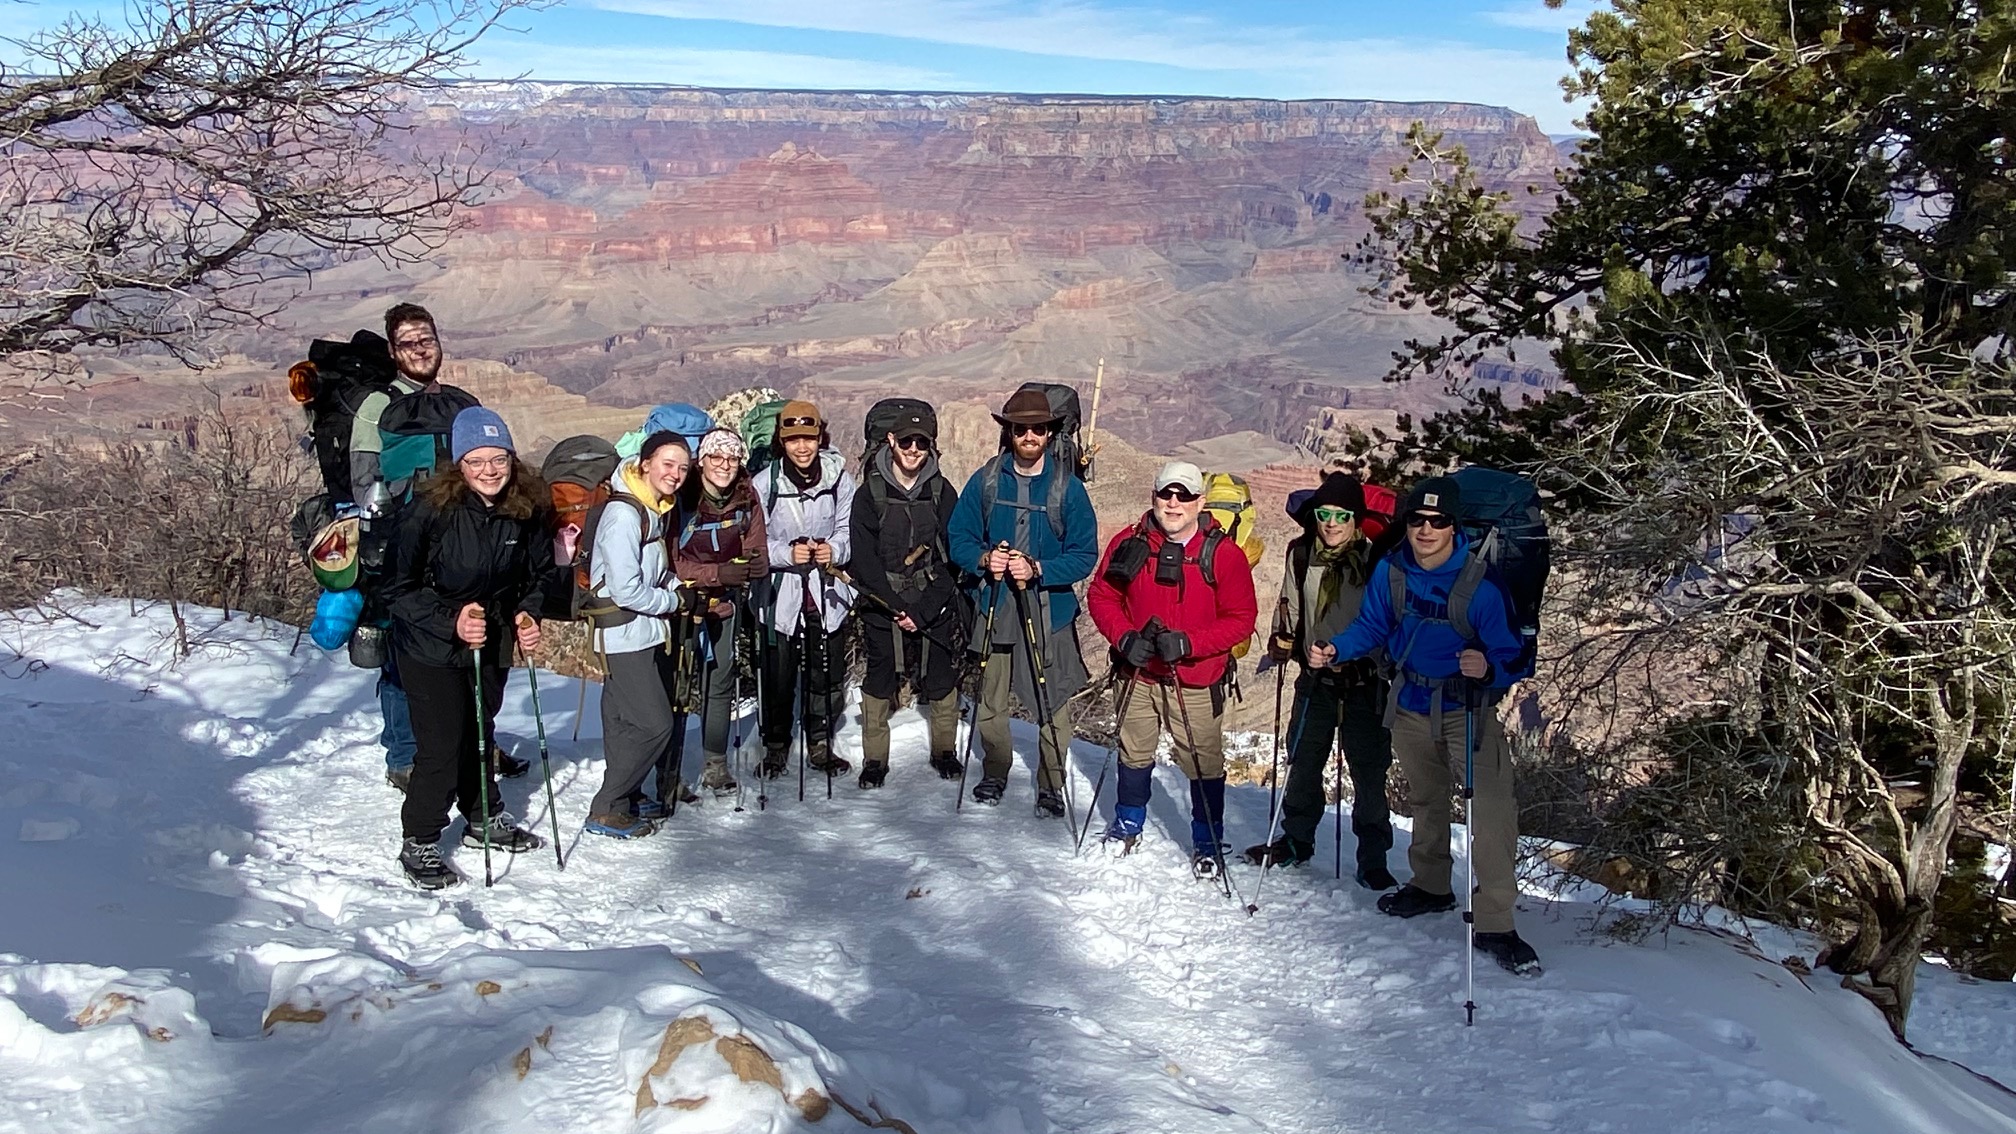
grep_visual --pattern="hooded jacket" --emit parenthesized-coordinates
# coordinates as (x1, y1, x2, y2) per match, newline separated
(849, 447, 960, 627)
(1087, 514, 1258, 689)
(760, 448, 856, 635)
(587, 459, 687, 656)
(383, 462, 557, 670)
(1326, 532, 1522, 713)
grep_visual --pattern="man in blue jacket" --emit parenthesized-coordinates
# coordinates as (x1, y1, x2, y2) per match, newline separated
(1309, 476, 1540, 973)
(949, 388, 1099, 815)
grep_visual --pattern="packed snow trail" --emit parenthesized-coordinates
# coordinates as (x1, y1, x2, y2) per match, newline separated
(4, 602, 2016, 1133)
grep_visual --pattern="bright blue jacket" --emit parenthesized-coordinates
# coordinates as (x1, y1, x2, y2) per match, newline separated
(949, 455, 1098, 632)
(1327, 533, 1523, 713)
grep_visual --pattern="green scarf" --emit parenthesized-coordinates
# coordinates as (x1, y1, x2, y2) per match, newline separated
(1309, 539, 1370, 618)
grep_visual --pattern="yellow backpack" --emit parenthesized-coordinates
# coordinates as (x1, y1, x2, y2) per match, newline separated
(1201, 472, 1264, 657)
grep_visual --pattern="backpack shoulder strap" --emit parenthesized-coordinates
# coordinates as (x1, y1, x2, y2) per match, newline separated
(1289, 539, 1311, 591)
(1197, 528, 1224, 589)
(1447, 530, 1496, 646)
(1388, 556, 1407, 623)
(1045, 461, 1067, 541)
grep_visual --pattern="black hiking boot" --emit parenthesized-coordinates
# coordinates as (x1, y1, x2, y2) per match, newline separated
(385, 766, 412, 794)
(928, 751, 963, 780)
(1191, 850, 1221, 879)
(399, 837, 460, 891)
(1474, 931, 1544, 977)
(1355, 863, 1399, 891)
(1376, 884, 1457, 919)
(807, 741, 851, 776)
(1243, 837, 1314, 868)
(757, 743, 791, 779)
(490, 747, 530, 779)
(858, 761, 888, 789)
(1034, 788, 1066, 817)
(970, 776, 1006, 806)
(463, 812, 546, 854)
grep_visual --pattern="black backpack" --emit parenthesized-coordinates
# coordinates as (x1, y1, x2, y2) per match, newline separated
(293, 330, 399, 505)
(859, 397, 953, 565)
(1382, 466, 1550, 683)
(979, 381, 1086, 545)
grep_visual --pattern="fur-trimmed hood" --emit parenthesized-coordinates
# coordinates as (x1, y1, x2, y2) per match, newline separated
(420, 458, 546, 521)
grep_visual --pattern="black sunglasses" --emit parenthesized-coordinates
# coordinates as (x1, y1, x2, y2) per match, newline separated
(1155, 486, 1201, 503)
(1011, 422, 1054, 437)
(780, 415, 819, 429)
(1405, 512, 1456, 530)
(893, 435, 930, 451)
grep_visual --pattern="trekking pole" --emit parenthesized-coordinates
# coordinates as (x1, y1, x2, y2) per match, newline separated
(797, 615, 811, 804)
(1334, 740, 1346, 881)
(1171, 678, 1243, 906)
(668, 614, 701, 820)
(1268, 645, 1286, 831)
(1463, 687, 1480, 1027)
(1013, 573, 1075, 835)
(755, 596, 772, 813)
(956, 574, 1006, 813)
(1249, 681, 1313, 916)
(571, 669, 588, 742)
(521, 653, 565, 870)
(471, 646, 494, 888)
(1073, 668, 1133, 853)
(729, 598, 752, 813)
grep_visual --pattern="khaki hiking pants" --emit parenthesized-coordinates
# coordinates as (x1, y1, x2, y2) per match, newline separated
(1391, 705, 1520, 934)
(1117, 680, 1224, 779)
(859, 691, 960, 768)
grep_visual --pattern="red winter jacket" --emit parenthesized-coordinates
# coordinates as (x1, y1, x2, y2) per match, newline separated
(1088, 514, 1258, 689)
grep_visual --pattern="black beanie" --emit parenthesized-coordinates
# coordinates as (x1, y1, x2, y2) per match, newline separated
(1399, 476, 1463, 520)
(1295, 472, 1368, 525)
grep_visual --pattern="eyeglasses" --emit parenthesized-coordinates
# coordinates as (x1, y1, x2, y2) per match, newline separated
(780, 416, 819, 429)
(1155, 486, 1201, 503)
(1011, 422, 1054, 438)
(392, 336, 438, 353)
(460, 454, 512, 473)
(700, 453, 739, 466)
(894, 435, 930, 451)
(1313, 506, 1356, 524)
(1405, 512, 1455, 530)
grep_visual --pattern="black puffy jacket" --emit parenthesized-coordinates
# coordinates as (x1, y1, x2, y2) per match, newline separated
(382, 463, 559, 669)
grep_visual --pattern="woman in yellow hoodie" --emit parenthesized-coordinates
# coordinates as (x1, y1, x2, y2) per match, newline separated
(583, 431, 698, 837)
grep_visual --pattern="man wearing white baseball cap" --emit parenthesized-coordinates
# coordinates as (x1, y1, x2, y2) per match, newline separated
(1087, 460, 1259, 876)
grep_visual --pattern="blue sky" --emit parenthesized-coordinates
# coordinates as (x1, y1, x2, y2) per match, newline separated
(4, 1, 1599, 133)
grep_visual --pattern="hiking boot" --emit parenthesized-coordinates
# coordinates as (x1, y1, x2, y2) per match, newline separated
(463, 812, 546, 854)
(970, 776, 1007, 806)
(385, 766, 412, 794)
(584, 813, 656, 840)
(399, 837, 460, 890)
(1473, 930, 1544, 976)
(635, 799, 669, 821)
(702, 758, 738, 795)
(1243, 837, 1314, 868)
(1376, 884, 1457, 919)
(858, 761, 888, 789)
(490, 748, 530, 779)
(1103, 804, 1146, 849)
(928, 751, 963, 780)
(1191, 850, 1221, 879)
(807, 741, 851, 776)
(758, 743, 791, 779)
(1035, 788, 1066, 817)
(1355, 863, 1399, 891)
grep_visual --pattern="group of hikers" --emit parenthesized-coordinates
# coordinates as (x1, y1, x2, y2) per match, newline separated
(293, 303, 1547, 977)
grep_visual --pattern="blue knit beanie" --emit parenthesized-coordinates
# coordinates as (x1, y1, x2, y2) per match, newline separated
(451, 407, 514, 463)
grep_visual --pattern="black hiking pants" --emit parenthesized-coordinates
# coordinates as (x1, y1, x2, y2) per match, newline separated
(398, 650, 507, 842)
(1281, 671, 1393, 872)
(759, 612, 846, 751)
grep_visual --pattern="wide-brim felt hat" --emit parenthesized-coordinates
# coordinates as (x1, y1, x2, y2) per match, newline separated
(993, 388, 1058, 427)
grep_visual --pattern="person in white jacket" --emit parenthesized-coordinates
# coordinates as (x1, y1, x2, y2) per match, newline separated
(755, 400, 858, 778)
(584, 431, 697, 837)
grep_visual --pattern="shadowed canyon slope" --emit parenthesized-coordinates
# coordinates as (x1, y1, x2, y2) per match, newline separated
(242, 84, 1562, 459)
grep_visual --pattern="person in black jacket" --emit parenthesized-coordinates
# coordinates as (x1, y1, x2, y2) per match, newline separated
(848, 404, 967, 788)
(381, 407, 555, 890)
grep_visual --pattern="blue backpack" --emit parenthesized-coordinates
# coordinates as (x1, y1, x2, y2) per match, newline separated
(1384, 466, 1550, 683)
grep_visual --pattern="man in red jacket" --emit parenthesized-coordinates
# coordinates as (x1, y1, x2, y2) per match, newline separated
(1088, 461, 1259, 875)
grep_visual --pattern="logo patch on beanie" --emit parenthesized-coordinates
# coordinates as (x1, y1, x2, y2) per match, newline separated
(1423, 493, 1440, 506)
(483, 425, 499, 437)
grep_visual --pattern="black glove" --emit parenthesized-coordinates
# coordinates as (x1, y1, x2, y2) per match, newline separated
(713, 559, 756, 588)
(669, 585, 701, 618)
(1266, 631, 1295, 664)
(1155, 630, 1192, 665)
(1116, 630, 1156, 668)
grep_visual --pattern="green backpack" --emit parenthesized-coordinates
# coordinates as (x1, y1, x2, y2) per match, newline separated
(739, 399, 787, 477)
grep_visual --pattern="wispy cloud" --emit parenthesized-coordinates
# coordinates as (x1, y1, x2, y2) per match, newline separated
(474, 43, 963, 90)
(1480, 0, 1604, 34)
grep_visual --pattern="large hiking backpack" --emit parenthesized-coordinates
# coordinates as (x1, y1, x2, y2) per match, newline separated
(375, 384, 479, 492)
(1201, 472, 1264, 659)
(540, 434, 647, 626)
(1380, 466, 1550, 684)
(289, 330, 400, 505)
(1360, 483, 1398, 543)
(862, 397, 935, 465)
(739, 398, 789, 477)
(617, 402, 715, 460)
(979, 381, 1086, 545)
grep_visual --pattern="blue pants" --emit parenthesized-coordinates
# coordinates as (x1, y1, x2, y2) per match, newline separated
(378, 661, 417, 772)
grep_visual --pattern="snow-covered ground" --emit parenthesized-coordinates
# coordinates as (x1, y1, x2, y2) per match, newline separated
(4, 600, 2016, 1133)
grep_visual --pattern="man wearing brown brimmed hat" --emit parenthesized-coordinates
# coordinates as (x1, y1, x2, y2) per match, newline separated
(947, 387, 1099, 814)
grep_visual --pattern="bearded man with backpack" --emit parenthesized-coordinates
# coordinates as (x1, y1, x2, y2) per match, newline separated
(1308, 475, 1540, 974)
(1087, 462, 1259, 874)
(754, 400, 858, 779)
(1244, 472, 1397, 888)
(948, 386, 1099, 815)
(849, 399, 967, 788)
(579, 431, 703, 838)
